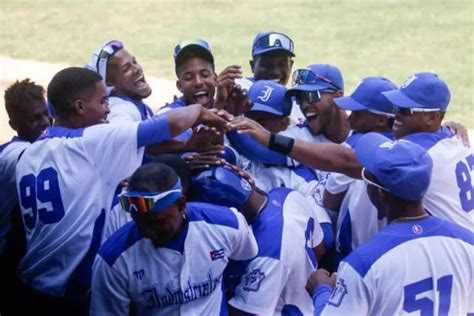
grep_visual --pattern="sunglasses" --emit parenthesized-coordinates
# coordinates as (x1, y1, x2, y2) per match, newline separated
(118, 180, 182, 214)
(95, 40, 123, 79)
(174, 39, 211, 58)
(255, 33, 294, 54)
(294, 90, 323, 104)
(361, 168, 389, 192)
(395, 107, 442, 116)
(291, 68, 342, 91)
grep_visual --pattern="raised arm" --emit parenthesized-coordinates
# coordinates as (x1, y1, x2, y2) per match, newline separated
(229, 116, 362, 179)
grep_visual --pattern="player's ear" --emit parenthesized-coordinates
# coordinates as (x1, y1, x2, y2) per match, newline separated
(8, 118, 18, 131)
(176, 80, 183, 93)
(333, 90, 344, 98)
(73, 99, 85, 114)
(249, 59, 255, 73)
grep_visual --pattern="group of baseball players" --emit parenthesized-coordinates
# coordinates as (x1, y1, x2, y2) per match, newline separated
(1, 31, 473, 316)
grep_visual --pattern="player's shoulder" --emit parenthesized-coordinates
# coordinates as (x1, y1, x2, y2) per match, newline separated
(186, 202, 241, 230)
(402, 126, 456, 151)
(343, 216, 473, 278)
(0, 137, 29, 157)
(99, 221, 144, 267)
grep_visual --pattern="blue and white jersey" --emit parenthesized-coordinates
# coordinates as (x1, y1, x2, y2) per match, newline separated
(156, 97, 193, 141)
(15, 123, 145, 296)
(320, 216, 474, 315)
(229, 188, 324, 315)
(90, 202, 258, 316)
(107, 95, 154, 123)
(0, 137, 29, 255)
(403, 127, 474, 230)
(326, 132, 392, 262)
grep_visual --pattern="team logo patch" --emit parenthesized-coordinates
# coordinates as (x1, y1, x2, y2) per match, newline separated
(328, 278, 348, 307)
(257, 85, 274, 102)
(210, 248, 225, 261)
(243, 269, 265, 292)
(412, 224, 423, 234)
(272, 199, 281, 207)
(240, 178, 252, 191)
(401, 74, 417, 88)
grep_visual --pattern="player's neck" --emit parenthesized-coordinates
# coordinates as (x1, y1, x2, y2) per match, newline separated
(242, 191, 268, 224)
(54, 116, 85, 129)
(388, 200, 427, 223)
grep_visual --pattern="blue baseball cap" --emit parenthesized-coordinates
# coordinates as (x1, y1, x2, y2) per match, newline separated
(252, 31, 295, 57)
(174, 39, 214, 69)
(287, 64, 344, 96)
(190, 165, 253, 210)
(382, 72, 450, 111)
(248, 80, 291, 116)
(355, 132, 433, 201)
(334, 77, 397, 116)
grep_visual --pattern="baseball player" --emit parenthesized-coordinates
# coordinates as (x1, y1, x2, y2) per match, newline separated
(382, 72, 474, 230)
(90, 162, 257, 315)
(15, 67, 230, 315)
(0, 79, 50, 314)
(323, 76, 397, 264)
(308, 132, 474, 315)
(190, 164, 324, 315)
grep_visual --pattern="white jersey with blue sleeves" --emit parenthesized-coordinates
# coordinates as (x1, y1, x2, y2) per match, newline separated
(321, 216, 474, 315)
(0, 137, 29, 254)
(403, 128, 474, 230)
(107, 96, 154, 123)
(15, 123, 145, 296)
(229, 188, 324, 315)
(90, 202, 258, 316)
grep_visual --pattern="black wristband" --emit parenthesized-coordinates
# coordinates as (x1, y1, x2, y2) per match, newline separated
(268, 133, 295, 155)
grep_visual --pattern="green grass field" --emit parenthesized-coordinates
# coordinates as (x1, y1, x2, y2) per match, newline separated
(1, 0, 473, 126)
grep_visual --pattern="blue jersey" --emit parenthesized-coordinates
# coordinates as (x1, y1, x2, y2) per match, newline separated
(90, 202, 258, 316)
(402, 127, 474, 230)
(229, 188, 324, 315)
(0, 137, 29, 255)
(318, 216, 474, 315)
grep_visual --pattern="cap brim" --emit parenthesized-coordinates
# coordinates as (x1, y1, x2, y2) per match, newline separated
(382, 90, 422, 108)
(355, 132, 392, 174)
(249, 103, 284, 116)
(334, 96, 367, 111)
(253, 47, 295, 57)
(286, 84, 329, 96)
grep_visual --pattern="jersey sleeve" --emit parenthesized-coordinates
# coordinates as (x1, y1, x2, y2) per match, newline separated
(320, 261, 371, 316)
(82, 123, 143, 187)
(325, 172, 354, 195)
(229, 256, 289, 315)
(90, 257, 130, 316)
(108, 98, 142, 123)
(228, 208, 258, 260)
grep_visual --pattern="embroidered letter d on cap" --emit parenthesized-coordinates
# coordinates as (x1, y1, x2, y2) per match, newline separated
(382, 72, 451, 111)
(355, 132, 433, 201)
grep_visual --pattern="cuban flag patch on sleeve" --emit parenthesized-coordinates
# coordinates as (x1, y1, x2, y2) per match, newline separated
(210, 248, 225, 261)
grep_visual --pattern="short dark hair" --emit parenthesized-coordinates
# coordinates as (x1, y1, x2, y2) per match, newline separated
(151, 154, 192, 196)
(4, 79, 45, 119)
(128, 162, 179, 192)
(175, 51, 215, 77)
(47, 67, 102, 116)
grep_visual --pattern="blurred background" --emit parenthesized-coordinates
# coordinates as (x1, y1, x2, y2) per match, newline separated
(1, 0, 473, 143)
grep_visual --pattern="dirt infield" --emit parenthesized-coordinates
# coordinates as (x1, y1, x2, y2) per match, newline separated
(0, 56, 178, 143)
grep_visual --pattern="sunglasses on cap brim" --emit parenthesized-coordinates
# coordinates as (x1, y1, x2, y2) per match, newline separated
(395, 107, 442, 116)
(118, 179, 182, 214)
(291, 68, 342, 91)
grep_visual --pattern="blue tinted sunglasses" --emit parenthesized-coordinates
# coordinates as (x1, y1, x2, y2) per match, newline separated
(291, 68, 342, 91)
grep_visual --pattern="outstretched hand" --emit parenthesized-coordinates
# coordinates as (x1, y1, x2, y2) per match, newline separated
(444, 121, 470, 147)
(184, 126, 224, 153)
(215, 65, 243, 110)
(228, 115, 271, 147)
(197, 106, 234, 132)
(183, 150, 225, 172)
